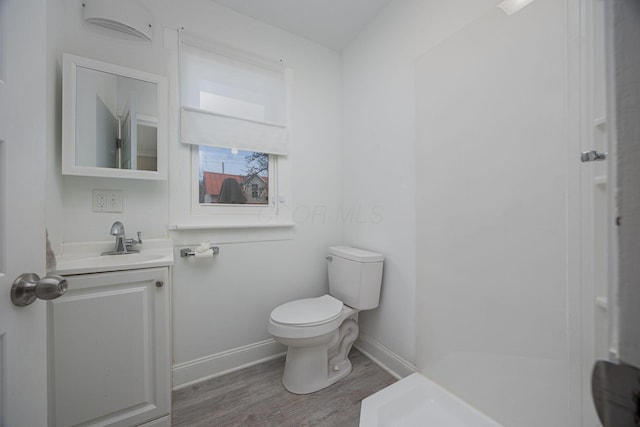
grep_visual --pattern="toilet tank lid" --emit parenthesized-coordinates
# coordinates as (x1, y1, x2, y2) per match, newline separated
(328, 246, 384, 263)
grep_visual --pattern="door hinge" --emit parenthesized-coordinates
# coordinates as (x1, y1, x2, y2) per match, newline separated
(581, 150, 607, 162)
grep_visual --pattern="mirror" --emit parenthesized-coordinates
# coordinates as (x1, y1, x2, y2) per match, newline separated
(62, 54, 167, 179)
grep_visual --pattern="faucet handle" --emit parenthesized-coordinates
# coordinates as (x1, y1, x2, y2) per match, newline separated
(125, 231, 143, 248)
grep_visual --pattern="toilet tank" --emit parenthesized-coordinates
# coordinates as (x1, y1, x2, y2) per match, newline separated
(327, 246, 384, 310)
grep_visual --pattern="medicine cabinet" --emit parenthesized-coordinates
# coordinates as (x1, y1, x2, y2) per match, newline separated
(62, 53, 167, 179)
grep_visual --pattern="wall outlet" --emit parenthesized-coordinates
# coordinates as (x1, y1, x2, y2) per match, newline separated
(93, 190, 123, 213)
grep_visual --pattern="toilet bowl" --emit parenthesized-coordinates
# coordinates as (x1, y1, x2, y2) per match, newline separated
(268, 246, 384, 394)
(268, 295, 360, 394)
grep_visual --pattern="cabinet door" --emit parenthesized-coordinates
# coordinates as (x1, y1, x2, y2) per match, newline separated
(49, 268, 170, 427)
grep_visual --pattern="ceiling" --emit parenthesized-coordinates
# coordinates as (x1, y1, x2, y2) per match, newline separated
(211, 0, 392, 51)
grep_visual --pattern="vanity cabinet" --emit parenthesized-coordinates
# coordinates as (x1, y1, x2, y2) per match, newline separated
(49, 267, 171, 427)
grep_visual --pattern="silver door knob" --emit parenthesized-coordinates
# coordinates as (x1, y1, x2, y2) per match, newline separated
(11, 273, 68, 306)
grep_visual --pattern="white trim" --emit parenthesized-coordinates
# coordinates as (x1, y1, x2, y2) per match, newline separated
(171, 334, 415, 391)
(137, 415, 170, 427)
(603, 0, 619, 366)
(172, 339, 285, 390)
(566, 0, 586, 423)
(189, 146, 278, 217)
(137, 114, 158, 127)
(354, 333, 416, 380)
(169, 222, 295, 231)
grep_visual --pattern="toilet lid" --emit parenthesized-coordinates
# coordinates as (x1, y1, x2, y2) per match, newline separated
(271, 295, 343, 326)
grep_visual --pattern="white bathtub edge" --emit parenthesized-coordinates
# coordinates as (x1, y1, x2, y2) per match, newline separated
(360, 373, 503, 427)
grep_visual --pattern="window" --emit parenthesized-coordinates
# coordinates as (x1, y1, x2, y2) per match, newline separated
(194, 86, 272, 206)
(172, 31, 292, 228)
(198, 146, 269, 205)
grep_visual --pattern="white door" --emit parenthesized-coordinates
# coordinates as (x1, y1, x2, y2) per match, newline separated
(121, 95, 138, 170)
(0, 0, 49, 425)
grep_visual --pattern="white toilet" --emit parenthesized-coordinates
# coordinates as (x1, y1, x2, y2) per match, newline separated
(268, 246, 384, 394)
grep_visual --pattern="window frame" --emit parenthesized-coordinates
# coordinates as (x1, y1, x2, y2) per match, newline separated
(165, 28, 294, 231)
(190, 145, 278, 217)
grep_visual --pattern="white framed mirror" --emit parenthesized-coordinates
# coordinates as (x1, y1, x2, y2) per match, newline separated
(62, 53, 167, 179)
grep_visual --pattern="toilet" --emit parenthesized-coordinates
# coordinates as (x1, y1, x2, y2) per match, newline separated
(268, 246, 384, 394)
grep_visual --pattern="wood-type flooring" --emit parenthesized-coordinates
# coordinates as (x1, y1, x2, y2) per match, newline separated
(172, 349, 396, 427)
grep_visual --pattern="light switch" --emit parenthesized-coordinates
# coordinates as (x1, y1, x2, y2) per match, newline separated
(107, 191, 123, 212)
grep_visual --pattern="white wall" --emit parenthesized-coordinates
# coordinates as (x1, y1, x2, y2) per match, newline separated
(47, 0, 343, 383)
(342, 0, 498, 371)
(343, 0, 580, 425)
(415, 2, 573, 425)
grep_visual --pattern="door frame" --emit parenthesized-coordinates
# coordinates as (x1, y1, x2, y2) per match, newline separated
(572, 0, 611, 424)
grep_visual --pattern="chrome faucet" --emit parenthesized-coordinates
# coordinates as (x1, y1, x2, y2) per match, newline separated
(102, 221, 142, 255)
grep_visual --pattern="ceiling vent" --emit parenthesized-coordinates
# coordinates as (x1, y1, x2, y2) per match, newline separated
(83, 0, 152, 41)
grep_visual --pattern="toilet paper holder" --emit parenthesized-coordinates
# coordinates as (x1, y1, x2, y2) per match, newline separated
(180, 245, 220, 258)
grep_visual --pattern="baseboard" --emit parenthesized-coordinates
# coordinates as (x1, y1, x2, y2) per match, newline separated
(354, 334, 416, 379)
(172, 338, 286, 390)
(172, 335, 414, 390)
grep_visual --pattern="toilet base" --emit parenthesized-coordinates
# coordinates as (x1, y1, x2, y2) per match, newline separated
(282, 348, 353, 394)
(280, 319, 359, 394)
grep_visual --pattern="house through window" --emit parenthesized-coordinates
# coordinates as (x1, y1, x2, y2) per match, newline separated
(198, 146, 269, 205)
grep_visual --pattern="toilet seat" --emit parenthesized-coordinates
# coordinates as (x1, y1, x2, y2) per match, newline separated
(270, 295, 343, 327)
(268, 295, 355, 340)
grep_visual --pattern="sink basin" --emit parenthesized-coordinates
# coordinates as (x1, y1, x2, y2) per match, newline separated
(54, 240, 174, 275)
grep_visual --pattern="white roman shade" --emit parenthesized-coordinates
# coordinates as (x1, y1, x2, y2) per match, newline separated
(181, 106, 288, 155)
(179, 33, 289, 155)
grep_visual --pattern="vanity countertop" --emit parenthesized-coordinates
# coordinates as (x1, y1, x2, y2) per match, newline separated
(53, 239, 174, 275)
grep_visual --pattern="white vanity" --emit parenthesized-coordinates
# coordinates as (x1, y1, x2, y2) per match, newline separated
(51, 53, 173, 426)
(51, 240, 173, 427)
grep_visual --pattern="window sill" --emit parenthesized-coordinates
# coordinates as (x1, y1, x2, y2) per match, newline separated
(168, 221, 295, 244)
(168, 222, 295, 231)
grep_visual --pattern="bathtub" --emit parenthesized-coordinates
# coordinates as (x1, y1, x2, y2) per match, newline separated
(359, 373, 502, 427)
